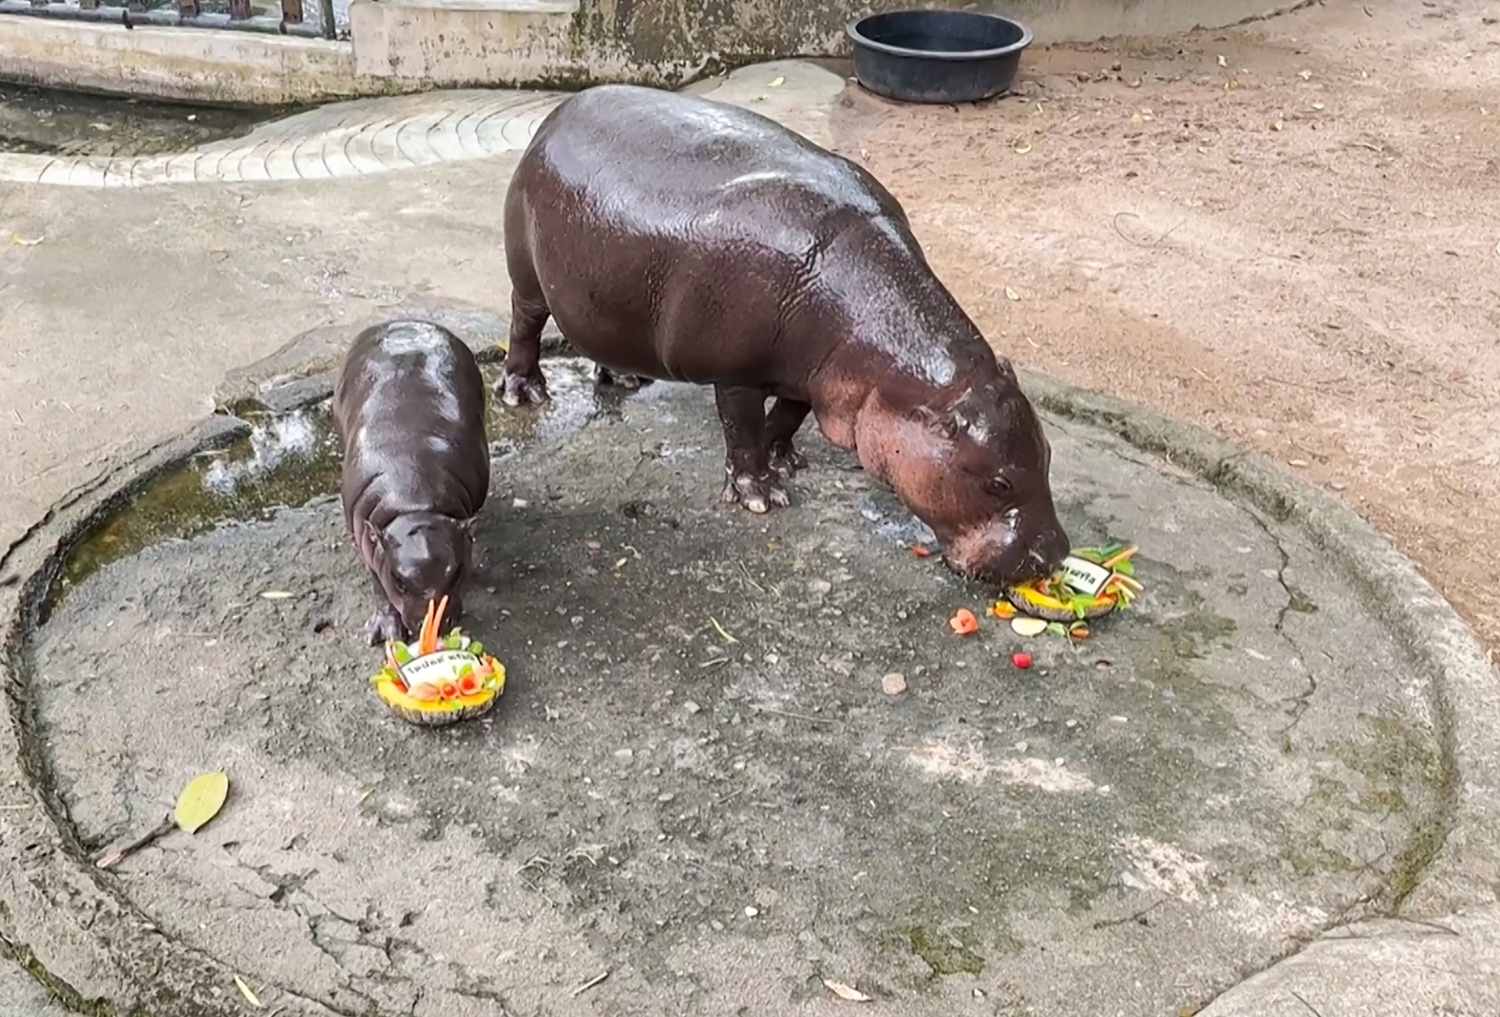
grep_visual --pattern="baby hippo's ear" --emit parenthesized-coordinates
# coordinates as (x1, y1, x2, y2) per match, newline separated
(359, 520, 388, 563)
(459, 516, 478, 537)
(911, 405, 960, 441)
(993, 356, 1019, 384)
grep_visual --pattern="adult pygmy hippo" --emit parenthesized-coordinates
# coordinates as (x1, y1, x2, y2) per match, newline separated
(334, 321, 490, 644)
(499, 85, 1069, 584)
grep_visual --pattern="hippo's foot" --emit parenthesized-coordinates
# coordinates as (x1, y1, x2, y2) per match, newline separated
(364, 604, 407, 647)
(720, 469, 791, 514)
(596, 365, 651, 390)
(497, 368, 549, 408)
(768, 442, 809, 477)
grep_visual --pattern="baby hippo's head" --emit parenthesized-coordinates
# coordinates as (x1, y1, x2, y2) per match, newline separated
(362, 512, 477, 636)
(864, 368, 1070, 585)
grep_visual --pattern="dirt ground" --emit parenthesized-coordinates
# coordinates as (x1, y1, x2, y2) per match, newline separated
(827, 0, 1500, 655)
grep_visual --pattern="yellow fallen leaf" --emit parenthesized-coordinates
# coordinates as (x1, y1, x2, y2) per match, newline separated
(174, 771, 230, 835)
(824, 979, 873, 1002)
(770, 75, 785, 87)
(259, 590, 295, 600)
(233, 974, 263, 1008)
(10, 233, 43, 247)
(1004, 287, 1021, 301)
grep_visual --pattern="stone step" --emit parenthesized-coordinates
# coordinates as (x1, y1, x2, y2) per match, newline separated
(349, 0, 582, 85)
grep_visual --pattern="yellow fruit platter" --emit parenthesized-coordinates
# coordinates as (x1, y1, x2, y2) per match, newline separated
(369, 596, 505, 727)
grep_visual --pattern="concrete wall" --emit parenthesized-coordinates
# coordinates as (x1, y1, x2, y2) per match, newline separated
(0, 0, 1306, 105)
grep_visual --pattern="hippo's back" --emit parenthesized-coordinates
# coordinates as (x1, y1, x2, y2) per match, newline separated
(513, 84, 906, 247)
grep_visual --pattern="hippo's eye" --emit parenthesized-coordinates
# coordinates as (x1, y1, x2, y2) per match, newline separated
(985, 476, 1013, 498)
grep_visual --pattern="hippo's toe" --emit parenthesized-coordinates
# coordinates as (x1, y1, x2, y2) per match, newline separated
(364, 604, 407, 646)
(721, 470, 792, 514)
(497, 368, 550, 408)
(596, 365, 651, 391)
(768, 442, 809, 477)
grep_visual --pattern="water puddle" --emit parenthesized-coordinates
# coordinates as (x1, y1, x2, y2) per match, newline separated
(50, 359, 606, 608)
(0, 80, 299, 158)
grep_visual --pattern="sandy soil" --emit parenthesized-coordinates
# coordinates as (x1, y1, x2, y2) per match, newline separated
(827, 0, 1500, 654)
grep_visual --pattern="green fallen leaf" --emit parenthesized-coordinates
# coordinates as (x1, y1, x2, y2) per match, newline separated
(174, 771, 230, 835)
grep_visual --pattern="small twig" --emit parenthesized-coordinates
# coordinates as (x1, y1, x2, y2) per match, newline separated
(752, 705, 838, 726)
(1290, 989, 1326, 1017)
(94, 812, 176, 870)
(1111, 211, 1186, 248)
(570, 971, 610, 998)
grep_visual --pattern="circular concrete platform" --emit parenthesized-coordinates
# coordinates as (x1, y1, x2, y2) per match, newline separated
(19, 356, 1449, 1017)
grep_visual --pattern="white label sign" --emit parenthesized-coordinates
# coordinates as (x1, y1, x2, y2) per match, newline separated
(1059, 556, 1112, 597)
(398, 649, 482, 690)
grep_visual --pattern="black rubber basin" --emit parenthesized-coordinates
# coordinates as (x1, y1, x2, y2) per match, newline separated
(848, 9, 1032, 104)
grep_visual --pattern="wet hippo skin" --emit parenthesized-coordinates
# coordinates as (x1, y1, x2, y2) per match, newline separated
(499, 84, 1069, 584)
(333, 320, 490, 644)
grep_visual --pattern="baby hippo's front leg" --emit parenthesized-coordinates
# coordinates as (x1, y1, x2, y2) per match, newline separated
(363, 574, 407, 646)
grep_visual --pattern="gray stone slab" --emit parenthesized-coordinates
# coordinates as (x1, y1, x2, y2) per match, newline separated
(27, 360, 1445, 1017)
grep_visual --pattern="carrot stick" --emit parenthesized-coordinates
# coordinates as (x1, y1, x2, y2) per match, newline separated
(1101, 546, 1138, 570)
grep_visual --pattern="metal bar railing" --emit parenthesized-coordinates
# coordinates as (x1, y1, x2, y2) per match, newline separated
(0, 0, 338, 38)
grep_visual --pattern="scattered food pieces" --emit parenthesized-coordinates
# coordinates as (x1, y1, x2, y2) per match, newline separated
(9, 233, 44, 247)
(744, 905, 759, 917)
(824, 980, 874, 1003)
(881, 672, 908, 695)
(1004, 286, 1021, 301)
(1011, 652, 1033, 669)
(988, 600, 1017, 619)
(949, 608, 980, 636)
(259, 590, 295, 600)
(770, 75, 786, 87)
(1010, 616, 1049, 637)
(910, 544, 932, 558)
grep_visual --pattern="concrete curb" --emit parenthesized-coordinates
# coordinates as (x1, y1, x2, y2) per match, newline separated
(0, 364, 1494, 1016)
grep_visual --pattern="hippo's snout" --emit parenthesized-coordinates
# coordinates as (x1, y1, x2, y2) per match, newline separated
(943, 512, 1071, 586)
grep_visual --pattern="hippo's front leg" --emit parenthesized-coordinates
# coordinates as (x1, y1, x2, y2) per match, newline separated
(714, 384, 790, 514)
(362, 575, 407, 647)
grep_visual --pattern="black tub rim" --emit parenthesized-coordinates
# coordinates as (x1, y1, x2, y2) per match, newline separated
(846, 8, 1034, 63)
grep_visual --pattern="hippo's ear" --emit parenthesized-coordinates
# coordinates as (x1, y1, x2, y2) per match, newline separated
(912, 405, 961, 441)
(994, 356, 1019, 383)
(360, 520, 388, 563)
(459, 516, 478, 537)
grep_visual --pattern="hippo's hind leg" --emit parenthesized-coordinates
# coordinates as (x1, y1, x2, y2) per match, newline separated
(498, 290, 552, 408)
(595, 364, 652, 391)
(766, 397, 812, 476)
(714, 385, 791, 514)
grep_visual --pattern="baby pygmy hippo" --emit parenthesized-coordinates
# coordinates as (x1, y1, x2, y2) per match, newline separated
(333, 321, 490, 645)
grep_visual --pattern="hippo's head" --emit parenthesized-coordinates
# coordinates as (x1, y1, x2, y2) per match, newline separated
(860, 367, 1070, 585)
(361, 512, 477, 636)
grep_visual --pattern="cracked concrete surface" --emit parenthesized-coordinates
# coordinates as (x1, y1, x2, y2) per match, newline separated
(1, 41, 1498, 1017)
(27, 360, 1448, 1016)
